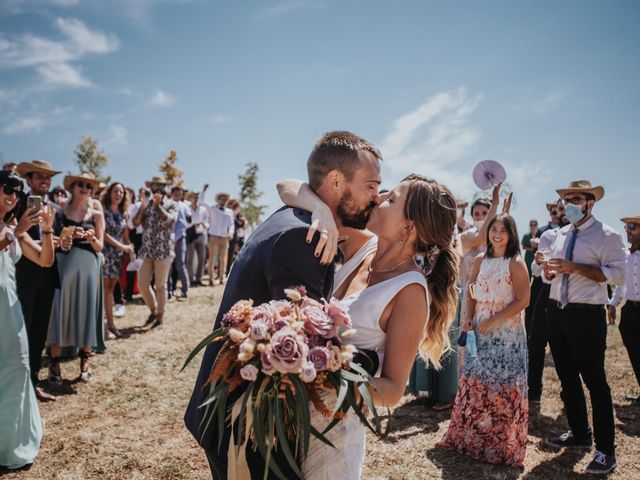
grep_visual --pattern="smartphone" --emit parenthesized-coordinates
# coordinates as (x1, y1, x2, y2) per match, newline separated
(27, 195, 42, 213)
(468, 282, 477, 300)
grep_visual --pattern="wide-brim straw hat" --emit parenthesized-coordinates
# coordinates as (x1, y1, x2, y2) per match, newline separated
(226, 197, 240, 209)
(455, 198, 468, 209)
(556, 180, 604, 202)
(621, 215, 640, 225)
(16, 160, 61, 177)
(215, 192, 231, 202)
(145, 176, 169, 189)
(63, 172, 101, 192)
(546, 200, 561, 211)
(184, 191, 198, 201)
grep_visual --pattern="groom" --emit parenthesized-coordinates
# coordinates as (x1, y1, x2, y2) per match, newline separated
(184, 131, 382, 479)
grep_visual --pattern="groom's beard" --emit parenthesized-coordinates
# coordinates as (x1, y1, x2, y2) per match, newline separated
(337, 190, 376, 230)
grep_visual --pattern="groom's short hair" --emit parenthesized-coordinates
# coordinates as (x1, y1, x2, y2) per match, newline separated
(307, 131, 382, 189)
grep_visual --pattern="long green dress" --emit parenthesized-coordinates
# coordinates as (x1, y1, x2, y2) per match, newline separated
(0, 240, 42, 469)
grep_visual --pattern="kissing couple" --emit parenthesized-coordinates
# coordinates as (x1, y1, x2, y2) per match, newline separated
(185, 131, 460, 479)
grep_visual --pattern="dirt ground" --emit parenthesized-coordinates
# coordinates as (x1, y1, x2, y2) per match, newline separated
(3, 285, 639, 480)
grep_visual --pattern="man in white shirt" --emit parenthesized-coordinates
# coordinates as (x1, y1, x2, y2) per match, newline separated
(186, 191, 209, 286)
(608, 214, 640, 405)
(542, 180, 626, 474)
(198, 185, 234, 285)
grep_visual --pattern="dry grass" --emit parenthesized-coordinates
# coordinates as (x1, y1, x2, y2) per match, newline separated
(3, 286, 639, 480)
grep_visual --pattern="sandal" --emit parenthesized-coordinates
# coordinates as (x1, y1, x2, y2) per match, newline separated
(79, 351, 92, 382)
(48, 357, 62, 384)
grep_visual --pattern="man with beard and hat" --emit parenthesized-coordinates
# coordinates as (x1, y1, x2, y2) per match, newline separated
(542, 180, 626, 474)
(14, 160, 67, 402)
(185, 130, 382, 480)
(608, 214, 640, 405)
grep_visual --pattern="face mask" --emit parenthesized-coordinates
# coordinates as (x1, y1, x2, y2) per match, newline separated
(565, 203, 586, 224)
(473, 220, 484, 230)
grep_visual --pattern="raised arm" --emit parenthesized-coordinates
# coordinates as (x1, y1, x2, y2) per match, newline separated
(18, 205, 55, 267)
(276, 179, 338, 264)
(460, 183, 501, 253)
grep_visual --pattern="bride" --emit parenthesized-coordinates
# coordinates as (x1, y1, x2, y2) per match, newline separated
(277, 174, 460, 479)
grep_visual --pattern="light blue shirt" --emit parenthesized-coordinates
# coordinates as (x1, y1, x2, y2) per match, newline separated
(173, 201, 189, 240)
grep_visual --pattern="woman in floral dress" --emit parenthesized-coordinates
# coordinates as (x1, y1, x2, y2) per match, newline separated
(437, 213, 530, 467)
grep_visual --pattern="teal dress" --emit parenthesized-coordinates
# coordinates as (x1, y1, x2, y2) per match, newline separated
(0, 240, 42, 469)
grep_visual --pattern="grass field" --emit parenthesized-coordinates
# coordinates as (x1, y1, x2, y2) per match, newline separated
(3, 285, 639, 480)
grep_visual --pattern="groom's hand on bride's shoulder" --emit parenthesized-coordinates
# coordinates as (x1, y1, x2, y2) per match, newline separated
(352, 349, 380, 377)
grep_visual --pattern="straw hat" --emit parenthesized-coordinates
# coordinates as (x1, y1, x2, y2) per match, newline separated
(226, 197, 240, 209)
(145, 176, 169, 189)
(621, 214, 640, 225)
(16, 160, 61, 177)
(556, 180, 604, 202)
(455, 198, 468, 209)
(63, 172, 101, 192)
(215, 192, 230, 202)
(546, 199, 561, 211)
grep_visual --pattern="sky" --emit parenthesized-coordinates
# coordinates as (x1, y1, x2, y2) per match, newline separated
(1, 0, 639, 239)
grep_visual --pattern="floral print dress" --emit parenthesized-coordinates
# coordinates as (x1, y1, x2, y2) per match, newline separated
(437, 256, 528, 467)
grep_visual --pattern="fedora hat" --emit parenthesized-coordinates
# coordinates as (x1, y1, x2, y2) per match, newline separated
(556, 180, 604, 202)
(621, 214, 640, 225)
(215, 192, 230, 202)
(546, 199, 561, 211)
(63, 172, 101, 192)
(16, 160, 61, 177)
(145, 176, 169, 189)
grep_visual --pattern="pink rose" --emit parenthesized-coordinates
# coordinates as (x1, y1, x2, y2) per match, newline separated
(302, 306, 335, 338)
(240, 364, 259, 381)
(267, 327, 308, 374)
(251, 304, 275, 328)
(324, 298, 352, 328)
(300, 362, 317, 383)
(308, 346, 330, 371)
(249, 320, 269, 341)
(328, 346, 343, 372)
(261, 348, 276, 376)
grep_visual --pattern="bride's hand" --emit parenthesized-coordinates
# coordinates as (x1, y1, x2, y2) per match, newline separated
(307, 205, 338, 265)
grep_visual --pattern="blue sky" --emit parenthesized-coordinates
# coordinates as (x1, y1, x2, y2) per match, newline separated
(1, 0, 639, 238)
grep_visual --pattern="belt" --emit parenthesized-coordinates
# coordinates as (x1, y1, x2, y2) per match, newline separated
(552, 301, 604, 310)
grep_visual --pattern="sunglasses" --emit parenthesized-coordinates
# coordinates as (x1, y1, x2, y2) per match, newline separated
(626, 223, 638, 231)
(75, 181, 94, 191)
(562, 196, 587, 206)
(1, 183, 22, 195)
(151, 183, 166, 190)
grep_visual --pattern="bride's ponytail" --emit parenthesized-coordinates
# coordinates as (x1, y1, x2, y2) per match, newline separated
(402, 174, 460, 369)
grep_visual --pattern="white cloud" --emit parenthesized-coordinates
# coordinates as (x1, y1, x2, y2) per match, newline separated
(259, 0, 325, 18)
(3, 116, 44, 135)
(380, 88, 482, 198)
(104, 125, 128, 147)
(117, 86, 133, 95)
(149, 89, 175, 107)
(206, 113, 233, 124)
(37, 62, 91, 88)
(516, 92, 566, 115)
(0, 17, 118, 89)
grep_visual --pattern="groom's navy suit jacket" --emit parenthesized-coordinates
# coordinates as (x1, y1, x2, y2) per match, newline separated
(184, 206, 334, 479)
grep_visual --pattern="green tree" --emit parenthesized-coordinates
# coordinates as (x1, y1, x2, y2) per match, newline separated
(238, 162, 268, 227)
(74, 135, 111, 184)
(159, 149, 184, 187)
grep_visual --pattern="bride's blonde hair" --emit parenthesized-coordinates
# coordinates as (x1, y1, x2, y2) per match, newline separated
(402, 174, 459, 369)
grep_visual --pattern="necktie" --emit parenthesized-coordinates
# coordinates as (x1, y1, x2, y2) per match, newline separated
(560, 228, 578, 308)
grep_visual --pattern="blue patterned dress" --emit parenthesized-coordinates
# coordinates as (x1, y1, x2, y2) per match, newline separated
(438, 256, 528, 466)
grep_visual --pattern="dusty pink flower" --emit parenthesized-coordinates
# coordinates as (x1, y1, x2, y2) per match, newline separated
(328, 346, 343, 372)
(240, 364, 259, 381)
(267, 327, 308, 374)
(324, 298, 352, 328)
(308, 346, 330, 371)
(249, 320, 269, 341)
(300, 362, 317, 383)
(261, 348, 276, 376)
(251, 304, 275, 327)
(302, 306, 335, 338)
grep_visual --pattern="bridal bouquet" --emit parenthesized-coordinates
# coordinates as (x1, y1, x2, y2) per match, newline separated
(183, 286, 386, 480)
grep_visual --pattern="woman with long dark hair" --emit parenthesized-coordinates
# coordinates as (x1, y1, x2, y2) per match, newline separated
(437, 213, 530, 467)
(101, 182, 133, 338)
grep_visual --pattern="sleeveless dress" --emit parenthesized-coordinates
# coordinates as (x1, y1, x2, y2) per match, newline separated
(437, 256, 528, 467)
(47, 213, 102, 349)
(0, 238, 42, 469)
(302, 236, 429, 479)
(103, 208, 126, 279)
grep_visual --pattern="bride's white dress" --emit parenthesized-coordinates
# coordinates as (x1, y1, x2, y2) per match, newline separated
(301, 237, 428, 479)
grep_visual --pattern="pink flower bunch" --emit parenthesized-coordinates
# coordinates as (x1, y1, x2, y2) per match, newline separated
(222, 288, 355, 383)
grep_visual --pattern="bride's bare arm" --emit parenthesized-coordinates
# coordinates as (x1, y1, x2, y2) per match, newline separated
(276, 179, 338, 265)
(368, 283, 429, 407)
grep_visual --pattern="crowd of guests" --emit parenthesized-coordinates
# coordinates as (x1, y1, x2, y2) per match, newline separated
(2, 157, 639, 476)
(0, 160, 245, 470)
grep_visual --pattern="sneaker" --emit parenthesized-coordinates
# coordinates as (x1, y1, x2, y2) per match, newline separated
(585, 451, 616, 474)
(545, 430, 592, 450)
(113, 304, 126, 317)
